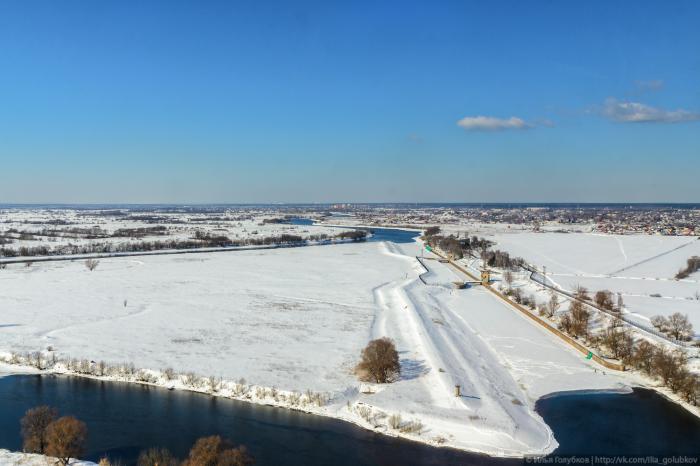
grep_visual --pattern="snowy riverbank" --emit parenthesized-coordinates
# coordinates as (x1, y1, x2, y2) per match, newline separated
(0, 449, 95, 466)
(3, 237, 694, 457)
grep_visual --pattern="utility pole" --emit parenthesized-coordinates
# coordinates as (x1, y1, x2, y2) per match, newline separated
(542, 265, 547, 290)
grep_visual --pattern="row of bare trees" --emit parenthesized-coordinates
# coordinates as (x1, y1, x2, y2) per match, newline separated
(0, 229, 368, 258)
(534, 284, 698, 405)
(4, 351, 330, 411)
(545, 287, 699, 406)
(422, 228, 524, 268)
(480, 249, 524, 270)
(597, 323, 698, 405)
(20, 406, 254, 466)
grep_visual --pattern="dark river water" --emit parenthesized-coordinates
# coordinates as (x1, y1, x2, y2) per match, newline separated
(1, 376, 699, 465)
(535, 388, 700, 457)
(1, 226, 697, 464)
(290, 217, 420, 244)
(0, 375, 502, 466)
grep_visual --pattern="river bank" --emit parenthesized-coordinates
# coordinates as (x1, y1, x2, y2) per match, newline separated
(2, 372, 699, 465)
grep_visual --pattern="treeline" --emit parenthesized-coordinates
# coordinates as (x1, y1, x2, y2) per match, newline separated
(676, 256, 700, 279)
(595, 324, 698, 405)
(261, 216, 293, 224)
(4, 351, 330, 409)
(422, 226, 491, 259)
(651, 312, 694, 341)
(422, 227, 524, 270)
(19, 405, 254, 466)
(559, 286, 700, 405)
(535, 286, 699, 405)
(0, 230, 368, 258)
(335, 230, 369, 241)
(112, 226, 168, 238)
(480, 250, 524, 270)
(0, 225, 169, 242)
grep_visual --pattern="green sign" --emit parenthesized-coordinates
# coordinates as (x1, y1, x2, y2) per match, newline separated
(425, 245, 432, 251)
(586, 351, 593, 360)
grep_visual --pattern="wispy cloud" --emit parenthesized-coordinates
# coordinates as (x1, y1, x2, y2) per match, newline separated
(407, 133, 423, 144)
(601, 98, 700, 123)
(456, 116, 531, 131)
(634, 79, 664, 92)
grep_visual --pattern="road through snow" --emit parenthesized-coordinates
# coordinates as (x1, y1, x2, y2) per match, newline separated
(365, 241, 626, 455)
(1, 237, 628, 457)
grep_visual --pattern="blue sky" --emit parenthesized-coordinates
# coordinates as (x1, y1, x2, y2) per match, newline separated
(0, 0, 698, 203)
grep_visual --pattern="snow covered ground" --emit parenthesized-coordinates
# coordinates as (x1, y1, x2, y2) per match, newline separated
(0, 449, 95, 466)
(0, 235, 644, 457)
(0, 208, 344, 255)
(486, 232, 700, 334)
(0, 242, 407, 392)
(362, 241, 627, 455)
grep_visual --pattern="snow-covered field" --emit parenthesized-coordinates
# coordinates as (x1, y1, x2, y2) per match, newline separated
(0, 235, 638, 457)
(0, 242, 406, 392)
(0, 208, 344, 255)
(486, 232, 700, 333)
(0, 449, 95, 466)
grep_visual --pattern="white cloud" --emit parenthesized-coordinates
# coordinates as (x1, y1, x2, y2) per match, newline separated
(602, 98, 700, 123)
(456, 116, 531, 131)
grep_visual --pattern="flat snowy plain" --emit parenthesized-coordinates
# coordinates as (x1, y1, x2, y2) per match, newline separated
(0, 235, 642, 456)
(487, 232, 700, 332)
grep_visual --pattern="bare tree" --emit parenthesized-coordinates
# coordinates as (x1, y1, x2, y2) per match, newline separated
(678, 372, 699, 406)
(355, 337, 400, 384)
(423, 226, 440, 238)
(667, 312, 694, 341)
(558, 313, 574, 334)
(652, 349, 687, 388)
(616, 293, 624, 313)
(162, 367, 175, 381)
(574, 285, 590, 301)
(388, 413, 402, 430)
(137, 447, 178, 466)
(631, 340, 656, 374)
(601, 324, 634, 362)
(183, 435, 253, 466)
(651, 315, 669, 333)
(652, 313, 693, 341)
(569, 300, 590, 338)
(503, 271, 514, 289)
(45, 416, 88, 466)
(547, 293, 560, 318)
(20, 405, 58, 453)
(85, 258, 100, 271)
(208, 375, 221, 393)
(31, 351, 43, 370)
(594, 290, 614, 310)
(510, 287, 523, 304)
(675, 256, 700, 279)
(217, 446, 255, 466)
